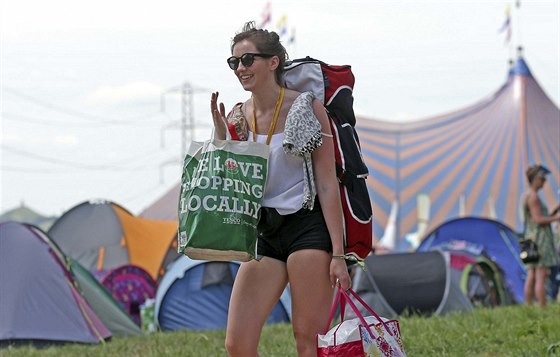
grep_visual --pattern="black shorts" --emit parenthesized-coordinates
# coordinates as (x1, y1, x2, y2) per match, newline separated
(256, 200, 332, 262)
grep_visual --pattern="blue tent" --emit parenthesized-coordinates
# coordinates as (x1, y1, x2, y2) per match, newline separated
(417, 217, 525, 303)
(155, 256, 291, 331)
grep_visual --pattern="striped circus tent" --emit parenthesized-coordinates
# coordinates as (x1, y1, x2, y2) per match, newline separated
(357, 54, 559, 249)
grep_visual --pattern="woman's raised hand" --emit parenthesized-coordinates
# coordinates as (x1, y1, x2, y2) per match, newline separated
(211, 92, 227, 140)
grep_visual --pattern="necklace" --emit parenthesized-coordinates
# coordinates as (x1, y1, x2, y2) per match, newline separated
(251, 86, 285, 145)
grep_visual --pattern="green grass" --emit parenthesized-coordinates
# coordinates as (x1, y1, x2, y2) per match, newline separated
(2, 304, 559, 357)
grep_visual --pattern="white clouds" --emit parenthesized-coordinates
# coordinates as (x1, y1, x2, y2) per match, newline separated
(53, 135, 78, 146)
(1, 0, 264, 38)
(1, 131, 79, 146)
(84, 81, 165, 107)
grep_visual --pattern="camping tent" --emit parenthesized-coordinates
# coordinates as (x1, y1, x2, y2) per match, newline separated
(352, 250, 473, 317)
(0, 204, 57, 231)
(441, 240, 514, 307)
(48, 199, 179, 281)
(69, 259, 143, 336)
(356, 53, 559, 246)
(155, 256, 291, 331)
(417, 217, 525, 303)
(98, 264, 157, 326)
(0, 221, 111, 346)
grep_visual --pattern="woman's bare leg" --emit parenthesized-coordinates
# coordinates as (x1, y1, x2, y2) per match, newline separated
(524, 268, 536, 305)
(535, 267, 548, 307)
(287, 249, 334, 357)
(226, 258, 288, 357)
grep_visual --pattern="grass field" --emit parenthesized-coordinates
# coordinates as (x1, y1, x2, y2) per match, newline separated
(2, 304, 559, 356)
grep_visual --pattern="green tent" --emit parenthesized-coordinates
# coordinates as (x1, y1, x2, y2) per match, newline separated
(69, 258, 143, 337)
(0, 204, 57, 231)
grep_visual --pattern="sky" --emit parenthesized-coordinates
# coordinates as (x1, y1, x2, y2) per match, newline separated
(1, 0, 559, 218)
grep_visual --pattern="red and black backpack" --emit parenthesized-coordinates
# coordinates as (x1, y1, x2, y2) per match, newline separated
(284, 56, 373, 265)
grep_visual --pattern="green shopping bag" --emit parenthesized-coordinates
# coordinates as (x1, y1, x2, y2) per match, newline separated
(178, 139, 269, 261)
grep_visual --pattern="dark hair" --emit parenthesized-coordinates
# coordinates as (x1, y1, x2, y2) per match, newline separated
(231, 21, 287, 85)
(526, 164, 550, 183)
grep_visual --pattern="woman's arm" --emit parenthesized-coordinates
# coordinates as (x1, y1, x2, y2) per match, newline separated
(527, 193, 560, 224)
(310, 98, 351, 289)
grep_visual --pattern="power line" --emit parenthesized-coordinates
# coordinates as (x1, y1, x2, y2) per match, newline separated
(1, 144, 165, 172)
(1, 111, 162, 128)
(3, 87, 162, 126)
(159, 81, 211, 183)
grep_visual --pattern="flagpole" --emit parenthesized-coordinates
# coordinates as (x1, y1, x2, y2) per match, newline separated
(289, 28, 296, 58)
(515, 0, 522, 51)
(509, 6, 515, 62)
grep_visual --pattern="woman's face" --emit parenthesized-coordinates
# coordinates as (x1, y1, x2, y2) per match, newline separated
(536, 175, 547, 189)
(231, 39, 272, 91)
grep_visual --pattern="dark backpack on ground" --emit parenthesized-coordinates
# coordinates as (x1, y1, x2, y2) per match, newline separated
(284, 56, 373, 265)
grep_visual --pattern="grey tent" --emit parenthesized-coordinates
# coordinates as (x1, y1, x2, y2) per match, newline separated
(417, 217, 525, 303)
(47, 200, 178, 282)
(352, 250, 473, 317)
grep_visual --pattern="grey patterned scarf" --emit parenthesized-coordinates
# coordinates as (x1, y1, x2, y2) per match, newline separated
(283, 92, 323, 210)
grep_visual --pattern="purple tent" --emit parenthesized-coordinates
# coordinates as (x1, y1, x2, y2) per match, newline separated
(98, 264, 157, 326)
(0, 221, 111, 346)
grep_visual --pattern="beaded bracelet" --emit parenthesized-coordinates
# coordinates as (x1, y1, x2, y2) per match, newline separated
(332, 254, 366, 269)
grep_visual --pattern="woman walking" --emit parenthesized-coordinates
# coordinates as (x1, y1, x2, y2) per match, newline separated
(210, 21, 351, 356)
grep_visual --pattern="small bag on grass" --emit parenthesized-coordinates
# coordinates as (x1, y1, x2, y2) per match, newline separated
(317, 287, 406, 357)
(178, 139, 269, 262)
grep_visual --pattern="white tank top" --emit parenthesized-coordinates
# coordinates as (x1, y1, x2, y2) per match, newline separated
(250, 131, 304, 215)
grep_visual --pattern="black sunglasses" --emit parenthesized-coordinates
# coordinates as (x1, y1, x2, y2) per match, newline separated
(227, 53, 275, 70)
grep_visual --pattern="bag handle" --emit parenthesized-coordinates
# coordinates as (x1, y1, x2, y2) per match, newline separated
(343, 288, 394, 337)
(324, 287, 394, 338)
(323, 287, 376, 342)
(324, 287, 342, 333)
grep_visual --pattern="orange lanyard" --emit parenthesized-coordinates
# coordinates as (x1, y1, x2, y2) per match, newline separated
(252, 86, 285, 145)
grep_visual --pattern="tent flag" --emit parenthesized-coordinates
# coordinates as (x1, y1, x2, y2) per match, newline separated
(277, 15, 288, 37)
(498, 5, 512, 44)
(259, 2, 271, 28)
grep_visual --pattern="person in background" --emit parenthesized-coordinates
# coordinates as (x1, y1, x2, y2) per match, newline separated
(557, 234, 560, 303)
(550, 221, 560, 301)
(522, 164, 560, 307)
(210, 21, 351, 356)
